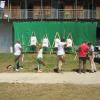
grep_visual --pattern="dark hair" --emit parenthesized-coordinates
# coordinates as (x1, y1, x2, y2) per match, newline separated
(16, 40, 20, 43)
(88, 42, 92, 46)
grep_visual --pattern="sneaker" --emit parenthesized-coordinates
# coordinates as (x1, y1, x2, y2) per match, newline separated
(78, 70, 82, 74)
(58, 69, 63, 73)
(15, 69, 19, 72)
(6, 65, 12, 69)
(37, 70, 42, 73)
(91, 70, 97, 73)
(94, 70, 97, 72)
(81, 69, 86, 73)
(82, 70, 86, 73)
(20, 67, 23, 69)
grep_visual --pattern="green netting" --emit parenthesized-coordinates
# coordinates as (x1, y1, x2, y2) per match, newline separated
(13, 21, 97, 52)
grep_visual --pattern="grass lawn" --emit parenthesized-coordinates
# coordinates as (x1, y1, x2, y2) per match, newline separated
(0, 53, 99, 72)
(0, 83, 100, 100)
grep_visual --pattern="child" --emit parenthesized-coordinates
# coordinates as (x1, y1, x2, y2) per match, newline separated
(36, 44, 46, 72)
(56, 38, 66, 72)
(7, 41, 23, 71)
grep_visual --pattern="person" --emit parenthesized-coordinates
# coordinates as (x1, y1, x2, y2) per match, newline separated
(42, 35, 49, 53)
(30, 32, 37, 52)
(14, 41, 23, 71)
(36, 43, 46, 73)
(6, 41, 23, 71)
(78, 41, 89, 73)
(88, 42, 97, 73)
(56, 38, 66, 72)
(54, 37, 61, 53)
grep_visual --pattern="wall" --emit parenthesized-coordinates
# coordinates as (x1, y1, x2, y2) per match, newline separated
(0, 22, 12, 53)
(96, 6, 100, 19)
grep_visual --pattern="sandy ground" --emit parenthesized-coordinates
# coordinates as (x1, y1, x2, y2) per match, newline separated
(0, 72, 100, 84)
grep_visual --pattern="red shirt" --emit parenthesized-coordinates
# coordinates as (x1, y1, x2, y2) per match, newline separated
(79, 43, 89, 57)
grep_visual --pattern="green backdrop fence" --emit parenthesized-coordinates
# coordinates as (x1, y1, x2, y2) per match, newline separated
(13, 21, 97, 52)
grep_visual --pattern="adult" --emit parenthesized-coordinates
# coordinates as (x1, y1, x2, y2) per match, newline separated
(88, 42, 97, 73)
(78, 41, 89, 73)
(14, 41, 23, 71)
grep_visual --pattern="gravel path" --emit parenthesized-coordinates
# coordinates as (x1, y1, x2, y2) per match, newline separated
(0, 72, 100, 84)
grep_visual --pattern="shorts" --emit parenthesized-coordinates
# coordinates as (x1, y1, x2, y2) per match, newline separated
(37, 58, 43, 63)
(15, 55, 21, 61)
(57, 51, 65, 56)
(79, 57, 87, 63)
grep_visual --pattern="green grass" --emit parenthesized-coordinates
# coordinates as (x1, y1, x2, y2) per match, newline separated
(0, 53, 99, 72)
(0, 83, 100, 100)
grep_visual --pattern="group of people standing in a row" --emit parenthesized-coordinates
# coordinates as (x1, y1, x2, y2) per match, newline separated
(7, 33, 97, 73)
(77, 41, 97, 73)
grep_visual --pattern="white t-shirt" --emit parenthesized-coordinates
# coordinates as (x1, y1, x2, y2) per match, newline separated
(89, 45, 95, 57)
(42, 38, 49, 47)
(89, 45, 94, 52)
(57, 42, 66, 56)
(14, 43, 22, 56)
(37, 48, 43, 59)
(0, 1, 5, 9)
(54, 38, 60, 48)
(30, 36, 37, 46)
(66, 38, 72, 47)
